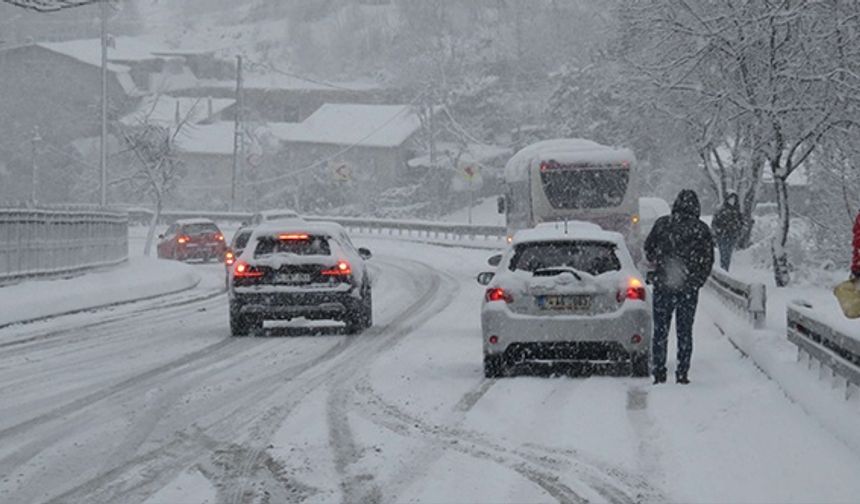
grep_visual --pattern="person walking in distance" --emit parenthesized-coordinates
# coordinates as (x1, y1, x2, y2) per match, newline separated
(711, 192, 744, 271)
(644, 190, 715, 384)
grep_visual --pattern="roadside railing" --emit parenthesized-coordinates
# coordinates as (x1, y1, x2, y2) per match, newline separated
(787, 303, 860, 399)
(125, 208, 508, 244)
(705, 267, 767, 329)
(0, 207, 128, 283)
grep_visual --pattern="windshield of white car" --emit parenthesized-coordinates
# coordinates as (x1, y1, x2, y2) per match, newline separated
(253, 235, 331, 257)
(510, 241, 621, 275)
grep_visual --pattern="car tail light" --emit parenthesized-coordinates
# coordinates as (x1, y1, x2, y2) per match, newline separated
(617, 277, 646, 302)
(177, 235, 190, 244)
(215, 233, 225, 241)
(631, 334, 643, 344)
(488, 335, 499, 345)
(234, 261, 264, 278)
(224, 251, 235, 266)
(279, 233, 309, 240)
(322, 260, 352, 276)
(485, 287, 513, 303)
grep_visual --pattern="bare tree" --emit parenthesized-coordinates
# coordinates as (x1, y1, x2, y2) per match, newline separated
(117, 98, 199, 256)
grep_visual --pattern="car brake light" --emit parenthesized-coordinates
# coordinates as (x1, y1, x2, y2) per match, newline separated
(177, 235, 190, 244)
(485, 287, 513, 303)
(279, 233, 309, 240)
(216, 234, 225, 241)
(234, 261, 263, 278)
(224, 251, 235, 266)
(322, 260, 351, 276)
(618, 277, 646, 302)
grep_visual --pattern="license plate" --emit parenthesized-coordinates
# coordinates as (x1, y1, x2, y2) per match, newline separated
(538, 295, 591, 311)
(275, 273, 311, 284)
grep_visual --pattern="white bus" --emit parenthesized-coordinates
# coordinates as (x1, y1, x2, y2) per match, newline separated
(498, 139, 642, 257)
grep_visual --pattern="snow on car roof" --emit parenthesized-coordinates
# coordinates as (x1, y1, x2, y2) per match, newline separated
(504, 139, 636, 182)
(251, 221, 341, 239)
(512, 221, 626, 246)
(174, 218, 217, 226)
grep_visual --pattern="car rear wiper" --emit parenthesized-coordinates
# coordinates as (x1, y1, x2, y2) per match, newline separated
(532, 267, 584, 281)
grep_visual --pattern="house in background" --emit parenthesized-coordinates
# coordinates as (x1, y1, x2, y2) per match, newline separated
(119, 95, 235, 128)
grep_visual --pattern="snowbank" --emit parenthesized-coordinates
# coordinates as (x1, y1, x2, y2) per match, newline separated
(0, 257, 200, 328)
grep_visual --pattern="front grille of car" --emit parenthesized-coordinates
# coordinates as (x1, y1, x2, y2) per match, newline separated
(504, 341, 630, 363)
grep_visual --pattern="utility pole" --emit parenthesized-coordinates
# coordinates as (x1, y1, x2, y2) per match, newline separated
(230, 55, 243, 211)
(99, 0, 108, 207)
(31, 126, 41, 207)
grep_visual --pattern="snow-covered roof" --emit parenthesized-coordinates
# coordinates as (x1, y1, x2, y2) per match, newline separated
(120, 96, 235, 127)
(175, 122, 237, 155)
(38, 36, 203, 67)
(269, 104, 421, 148)
(407, 143, 512, 170)
(504, 139, 636, 182)
(512, 221, 625, 246)
(195, 73, 381, 92)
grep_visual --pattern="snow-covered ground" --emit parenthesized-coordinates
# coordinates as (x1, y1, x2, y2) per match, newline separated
(2, 234, 860, 503)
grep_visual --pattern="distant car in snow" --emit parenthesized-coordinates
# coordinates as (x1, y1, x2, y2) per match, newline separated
(228, 221, 373, 336)
(250, 209, 302, 225)
(157, 218, 227, 263)
(477, 221, 652, 378)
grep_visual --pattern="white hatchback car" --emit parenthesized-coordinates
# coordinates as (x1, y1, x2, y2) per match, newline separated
(478, 222, 652, 377)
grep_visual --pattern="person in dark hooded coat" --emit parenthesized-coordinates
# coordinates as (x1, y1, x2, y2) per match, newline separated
(711, 192, 744, 270)
(644, 189, 715, 384)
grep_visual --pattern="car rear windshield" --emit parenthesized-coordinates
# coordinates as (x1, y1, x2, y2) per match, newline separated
(182, 223, 219, 235)
(254, 235, 331, 257)
(233, 230, 252, 250)
(510, 241, 621, 275)
(539, 166, 629, 209)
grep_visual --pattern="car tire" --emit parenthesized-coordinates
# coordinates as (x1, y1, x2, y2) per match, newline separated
(484, 354, 504, 378)
(230, 303, 256, 337)
(345, 284, 373, 335)
(631, 352, 650, 377)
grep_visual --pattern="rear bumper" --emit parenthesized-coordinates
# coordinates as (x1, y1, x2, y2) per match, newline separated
(230, 287, 359, 320)
(481, 303, 651, 361)
(178, 243, 226, 260)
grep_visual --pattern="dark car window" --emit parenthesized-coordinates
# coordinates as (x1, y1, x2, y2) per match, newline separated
(181, 223, 219, 235)
(254, 235, 331, 257)
(510, 240, 621, 275)
(233, 230, 252, 250)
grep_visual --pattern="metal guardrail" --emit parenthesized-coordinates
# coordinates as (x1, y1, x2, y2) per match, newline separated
(125, 208, 508, 243)
(787, 303, 860, 399)
(0, 208, 128, 283)
(705, 267, 767, 329)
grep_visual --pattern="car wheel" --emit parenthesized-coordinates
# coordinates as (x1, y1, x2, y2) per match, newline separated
(483, 354, 504, 378)
(631, 352, 650, 377)
(230, 303, 255, 337)
(345, 285, 372, 334)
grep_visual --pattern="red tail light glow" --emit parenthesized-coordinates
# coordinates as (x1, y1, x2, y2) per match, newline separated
(234, 261, 263, 278)
(177, 235, 190, 244)
(485, 287, 513, 303)
(618, 277, 646, 302)
(224, 251, 235, 266)
(279, 233, 309, 241)
(215, 234, 225, 241)
(322, 260, 352, 276)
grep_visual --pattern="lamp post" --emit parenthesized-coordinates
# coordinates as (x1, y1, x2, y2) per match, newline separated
(31, 126, 41, 207)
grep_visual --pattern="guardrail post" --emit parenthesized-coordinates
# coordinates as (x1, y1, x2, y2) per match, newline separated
(749, 283, 767, 329)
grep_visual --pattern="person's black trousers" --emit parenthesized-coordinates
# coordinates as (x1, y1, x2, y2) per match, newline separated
(652, 287, 700, 377)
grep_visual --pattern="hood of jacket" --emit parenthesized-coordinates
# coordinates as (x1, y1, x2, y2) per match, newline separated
(672, 189, 701, 219)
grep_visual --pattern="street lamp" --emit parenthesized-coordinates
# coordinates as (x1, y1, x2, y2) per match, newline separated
(31, 126, 41, 207)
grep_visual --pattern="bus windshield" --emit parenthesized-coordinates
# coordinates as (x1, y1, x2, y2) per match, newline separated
(539, 165, 629, 210)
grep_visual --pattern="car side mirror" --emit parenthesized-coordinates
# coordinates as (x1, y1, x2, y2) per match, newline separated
(476, 272, 495, 286)
(497, 195, 506, 214)
(158, 234, 164, 239)
(487, 254, 502, 267)
(358, 247, 372, 260)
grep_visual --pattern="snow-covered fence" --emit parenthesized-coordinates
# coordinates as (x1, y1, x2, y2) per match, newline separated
(0, 207, 128, 283)
(705, 268, 767, 329)
(787, 303, 860, 399)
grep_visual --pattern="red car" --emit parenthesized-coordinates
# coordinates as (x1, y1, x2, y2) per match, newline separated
(157, 218, 227, 262)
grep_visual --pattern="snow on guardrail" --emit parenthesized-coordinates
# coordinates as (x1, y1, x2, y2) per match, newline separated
(705, 267, 767, 329)
(787, 302, 860, 400)
(0, 206, 128, 284)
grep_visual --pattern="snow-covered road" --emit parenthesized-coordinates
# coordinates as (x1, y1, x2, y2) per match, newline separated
(2, 238, 860, 504)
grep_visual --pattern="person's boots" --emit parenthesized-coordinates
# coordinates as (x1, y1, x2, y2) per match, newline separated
(676, 372, 690, 384)
(653, 370, 667, 384)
